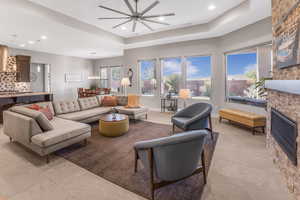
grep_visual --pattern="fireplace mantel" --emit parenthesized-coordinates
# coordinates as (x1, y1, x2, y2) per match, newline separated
(265, 80, 300, 95)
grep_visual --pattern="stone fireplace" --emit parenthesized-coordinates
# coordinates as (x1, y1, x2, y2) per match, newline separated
(266, 0, 300, 198)
(266, 90, 300, 194)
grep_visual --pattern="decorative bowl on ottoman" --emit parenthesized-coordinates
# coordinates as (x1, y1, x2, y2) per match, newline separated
(99, 113, 129, 137)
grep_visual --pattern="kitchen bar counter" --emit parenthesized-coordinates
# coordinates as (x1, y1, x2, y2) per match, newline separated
(0, 92, 52, 98)
(0, 92, 53, 123)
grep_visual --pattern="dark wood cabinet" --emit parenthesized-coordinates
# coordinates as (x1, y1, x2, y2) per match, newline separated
(16, 55, 31, 82)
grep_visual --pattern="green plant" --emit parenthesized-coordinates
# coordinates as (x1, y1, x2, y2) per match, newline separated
(165, 74, 180, 91)
(255, 77, 272, 98)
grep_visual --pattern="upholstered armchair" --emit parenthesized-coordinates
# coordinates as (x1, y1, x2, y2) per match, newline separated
(134, 130, 209, 200)
(171, 102, 213, 138)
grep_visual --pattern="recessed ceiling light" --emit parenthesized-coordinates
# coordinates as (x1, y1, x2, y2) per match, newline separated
(41, 35, 47, 40)
(158, 16, 165, 21)
(19, 44, 26, 47)
(28, 40, 35, 44)
(208, 4, 216, 10)
(121, 26, 127, 30)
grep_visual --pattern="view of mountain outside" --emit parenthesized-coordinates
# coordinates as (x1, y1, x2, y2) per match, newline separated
(140, 60, 156, 95)
(161, 57, 182, 95)
(111, 66, 121, 92)
(227, 52, 258, 99)
(186, 56, 211, 98)
(99, 68, 108, 88)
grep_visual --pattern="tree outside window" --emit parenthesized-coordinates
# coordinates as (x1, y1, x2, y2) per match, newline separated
(161, 58, 182, 95)
(226, 52, 258, 99)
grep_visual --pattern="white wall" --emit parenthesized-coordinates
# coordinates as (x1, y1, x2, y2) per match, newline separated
(94, 18, 272, 116)
(10, 48, 94, 101)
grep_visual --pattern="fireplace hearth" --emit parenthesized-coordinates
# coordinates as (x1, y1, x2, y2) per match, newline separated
(271, 108, 298, 166)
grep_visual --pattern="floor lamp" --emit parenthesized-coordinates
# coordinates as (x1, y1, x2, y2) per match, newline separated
(121, 77, 130, 96)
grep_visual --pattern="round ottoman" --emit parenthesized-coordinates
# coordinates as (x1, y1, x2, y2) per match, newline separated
(99, 114, 129, 137)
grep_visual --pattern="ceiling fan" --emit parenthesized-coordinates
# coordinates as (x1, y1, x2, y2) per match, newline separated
(97, 0, 175, 32)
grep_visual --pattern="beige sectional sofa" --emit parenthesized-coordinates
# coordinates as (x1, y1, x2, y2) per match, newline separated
(3, 96, 148, 162)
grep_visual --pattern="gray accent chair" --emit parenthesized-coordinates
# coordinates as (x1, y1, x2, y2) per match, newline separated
(134, 130, 208, 200)
(171, 103, 213, 139)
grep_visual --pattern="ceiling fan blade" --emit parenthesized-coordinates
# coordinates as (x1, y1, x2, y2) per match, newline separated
(141, 1, 159, 16)
(113, 19, 133, 29)
(135, 0, 138, 12)
(142, 18, 169, 25)
(143, 13, 175, 18)
(139, 20, 154, 31)
(124, 0, 135, 14)
(99, 5, 131, 17)
(132, 20, 137, 32)
(97, 17, 131, 20)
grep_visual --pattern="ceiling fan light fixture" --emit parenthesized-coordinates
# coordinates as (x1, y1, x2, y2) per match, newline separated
(97, 0, 175, 32)
(158, 16, 165, 21)
(208, 4, 216, 11)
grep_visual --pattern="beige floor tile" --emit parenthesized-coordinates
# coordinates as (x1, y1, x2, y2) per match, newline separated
(0, 111, 295, 200)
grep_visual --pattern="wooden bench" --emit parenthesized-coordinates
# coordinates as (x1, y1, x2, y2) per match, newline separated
(219, 108, 266, 135)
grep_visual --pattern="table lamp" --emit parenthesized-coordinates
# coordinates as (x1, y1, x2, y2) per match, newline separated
(179, 89, 191, 108)
(121, 77, 131, 96)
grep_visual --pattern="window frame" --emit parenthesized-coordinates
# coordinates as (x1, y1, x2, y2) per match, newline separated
(98, 65, 122, 93)
(138, 59, 157, 96)
(224, 47, 262, 105)
(99, 67, 109, 88)
(160, 56, 183, 96)
(184, 55, 212, 100)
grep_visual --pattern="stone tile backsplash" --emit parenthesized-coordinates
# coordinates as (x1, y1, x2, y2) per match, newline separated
(0, 55, 31, 92)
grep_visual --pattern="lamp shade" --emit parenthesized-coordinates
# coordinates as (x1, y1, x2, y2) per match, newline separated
(121, 77, 131, 86)
(179, 89, 191, 99)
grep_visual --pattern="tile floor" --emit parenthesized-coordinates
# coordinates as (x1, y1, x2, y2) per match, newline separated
(0, 111, 294, 200)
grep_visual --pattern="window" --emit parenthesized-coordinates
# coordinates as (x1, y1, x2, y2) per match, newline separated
(161, 57, 182, 95)
(139, 60, 156, 95)
(186, 56, 212, 98)
(226, 51, 258, 99)
(111, 67, 122, 92)
(99, 68, 108, 88)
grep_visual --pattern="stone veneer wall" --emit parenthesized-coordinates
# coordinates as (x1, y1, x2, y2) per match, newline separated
(267, 0, 300, 198)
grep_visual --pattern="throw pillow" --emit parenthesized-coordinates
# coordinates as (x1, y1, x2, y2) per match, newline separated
(116, 96, 128, 106)
(102, 96, 117, 106)
(28, 104, 54, 120)
(125, 94, 140, 108)
(39, 106, 54, 120)
(27, 104, 41, 111)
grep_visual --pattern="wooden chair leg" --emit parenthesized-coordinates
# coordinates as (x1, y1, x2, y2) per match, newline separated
(148, 149, 155, 200)
(219, 116, 222, 123)
(209, 115, 214, 140)
(83, 139, 88, 146)
(46, 155, 50, 164)
(9, 137, 13, 142)
(172, 124, 175, 134)
(252, 127, 256, 135)
(201, 151, 207, 184)
(134, 148, 138, 173)
(145, 113, 148, 120)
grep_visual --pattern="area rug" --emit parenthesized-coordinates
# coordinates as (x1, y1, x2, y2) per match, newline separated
(57, 121, 219, 200)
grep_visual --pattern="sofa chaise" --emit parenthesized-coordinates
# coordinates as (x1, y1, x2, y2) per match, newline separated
(3, 95, 148, 162)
